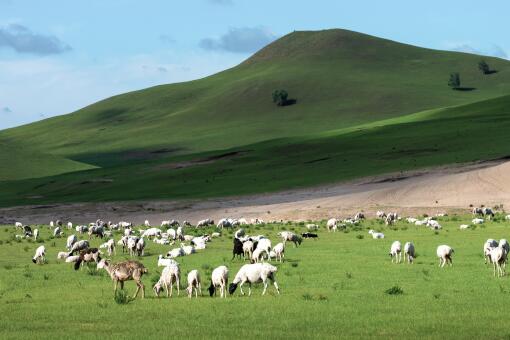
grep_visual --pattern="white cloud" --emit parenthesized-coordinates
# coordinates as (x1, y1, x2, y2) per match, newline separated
(200, 26, 278, 53)
(0, 24, 71, 55)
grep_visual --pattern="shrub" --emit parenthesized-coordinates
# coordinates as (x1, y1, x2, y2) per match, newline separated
(356, 234, 364, 239)
(114, 290, 131, 304)
(478, 60, 490, 74)
(448, 72, 461, 89)
(302, 293, 313, 301)
(385, 285, 404, 295)
(291, 262, 298, 268)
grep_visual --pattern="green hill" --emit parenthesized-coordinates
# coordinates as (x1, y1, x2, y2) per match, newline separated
(0, 29, 510, 206)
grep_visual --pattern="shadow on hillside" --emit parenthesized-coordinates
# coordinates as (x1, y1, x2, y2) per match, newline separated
(454, 87, 476, 92)
(281, 99, 297, 106)
(486, 70, 498, 75)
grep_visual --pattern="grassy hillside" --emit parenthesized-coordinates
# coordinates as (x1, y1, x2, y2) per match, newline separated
(1, 29, 510, 206)
(2, 216, 510, 338)
(0, 95, 509, 207)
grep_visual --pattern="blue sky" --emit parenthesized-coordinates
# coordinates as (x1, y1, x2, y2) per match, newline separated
(0, 0, 508, 129)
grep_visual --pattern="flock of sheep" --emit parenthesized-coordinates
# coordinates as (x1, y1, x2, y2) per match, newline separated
(18, 205, 510, 300)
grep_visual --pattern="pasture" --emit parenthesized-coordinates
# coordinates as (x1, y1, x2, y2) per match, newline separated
(1, 216, 509, 339)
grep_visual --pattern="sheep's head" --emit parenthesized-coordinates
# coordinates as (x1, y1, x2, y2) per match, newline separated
(97, 259, 108, 269)
(228, 283, 238, 295)
(153, 282, 162, 296)
(208, 283, 215, 297)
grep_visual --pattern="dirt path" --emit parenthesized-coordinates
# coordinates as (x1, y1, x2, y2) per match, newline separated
(2, 160, 509, 225)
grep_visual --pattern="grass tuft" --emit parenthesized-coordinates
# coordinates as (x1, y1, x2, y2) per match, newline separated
(385, 286, 404, 295)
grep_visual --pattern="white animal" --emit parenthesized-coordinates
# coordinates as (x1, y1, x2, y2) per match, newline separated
(436, 245, 454, 268)
(15, 222, 23, 228)
(186, 270, 202, 298)
(167, 247, 184, 258)
(50, 221, 54, 227)
(135, 237, 145, 256)
(272, 242, 285, 262)
(427, 220, 442, 230)
(472, 218, 484, 225)
(229, 263, 280, 296)
(197, 219, 214, 227)
(404, 242, 415, 264)
(327, 218, 338, 232)
(211, 232, 221, 238)
(234, 228, 246, 239)
(278, 231, 302, 247)
(255, 238, 272, 258)
(166, 228, 176, 240)
(32, 245, 46, 264)
(306, 224, 319, 231)
(368, 230, 384, 239)
(53, 226, 62, 237)
(484, 239, 499, 264)
(66, 234, 77, 250)
(157, 255, 179, 267)
(406, 217, 418, 224)
(57, 251, 69, 259)
(65, 255, 81, 263)
(67, 222, 73, 230)
(459, 224, 469, 230)
(490, 246, 507, 277)
(376, 211, 387, 219)
(68, 240, 89, 256)
(176, 226, 184, 239)
(141, 228, 161, 238)
(389, 241, 402, 263)
(180, 244, 196, 256)
(243, 240, 254, 258)
(33, 229, 39, 241)
(144, 220, 150, 227)
(105, 239, 115, 256)
(153, 264, 181, 297)
(208, 265, 229, 298)
(75, 225, 88, 234)
(385, 212, 398, 225)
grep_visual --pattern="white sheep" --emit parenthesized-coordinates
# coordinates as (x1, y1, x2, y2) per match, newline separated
(404, 242, 415, 264)
(67, 222, 73, 230)
(65, 255, 81, 263)
(167, 247, 184, 258)
(53, 226, 62, 237)
(181, 244, 196, 256)
(490, 246, 507, 277)
(406, 217, 418, 223)
(105, 239, 115, 256)
(57, 251, 69, 260)
(68, 240, 89, 256)
(66, 234, 77, 250)
(208, 265, 229, 298)
(144, 220, 150, 227)
(157, 255, 179, 267)
(141, 227, 161, 238)
(33, 229, 39, 241)
(427, 220, 442, 230)
(278, 231, 302, 247)
(484, 239, 499, 264)
(306, 224, 319, 231)
(15, 222, 23, 229)
(153, 264, 180, 297)
(472, 218, 484, 225)
(459, 224, 469, 230)
(166, 228, 177, 240)
(389, 241, 402, 263)
(243, 240, 254, 258)
(327, 218, 338, 232)
(211, 232, 221, 238)
(186, 270, 202, 298)
(368, 230, 384, 239)
(272, 242, 285, 262)
(376, 211, 387, 219)
(437, 245, 454, 268)
(229, 263, 280, 296)
(32, 245, 46, 264)
(135, 238, 145, 256)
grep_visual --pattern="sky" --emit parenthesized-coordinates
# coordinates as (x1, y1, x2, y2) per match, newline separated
(0, 0, 508, 130)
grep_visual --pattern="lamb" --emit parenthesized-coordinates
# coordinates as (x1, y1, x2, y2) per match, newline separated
(65, 255, 80, 263)
(217, 218, 232, 229)
(490, 246, 507, 277)
(389, 241, 402, 264)
(354, 212, 365, 221)
(208, 265, 229, 298)
(459, 224, 470, 230)
(15, 222, 23, 229)
(53, 226, 62, 237)
(234, 228, 245, 239)
(436, 245, 454, 268)
(186, 270, 202, 298)
(368, 230, 384, 239)
(404, 242, 415, 264)
(472, 218, 484, 225)
(385, 213, 398, 225)
(327, 218, 338, 232)
(166, 228, 177, 240)
(376, 211, 387, 219)
(272, 242, 285, 262)
(153, 263, 181, 298)
(33, 228, 39, 241)
(484, 239, 499, 264)
(32, 245, 46, 264)
(229, 263, 280, 296)
(167, 247, 184, 258)
(97, 259, 148, 299)
(67, 222, 73, 230)
(197, 218, 214, 227)
(104, 239, 116, 256)
(141, 228, 161, 239)
(157, 255, 179, 267)
(66, 234, 77, 250)
(278, 231, 302, 247)
(57, 251, 69, 260)
(135, 237, 145, 256)
(180, 244, 195, 256)
(243, 240, 254, 258)
(144, 220, 150, 227)
(68, 240, 90, 256)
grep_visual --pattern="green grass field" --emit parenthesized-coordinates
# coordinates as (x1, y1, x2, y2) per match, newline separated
(1, 216, 510, 339)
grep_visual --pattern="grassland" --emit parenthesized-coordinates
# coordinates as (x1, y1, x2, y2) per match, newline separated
(1, 29, 510, 206)
(1, 215, 510, 339)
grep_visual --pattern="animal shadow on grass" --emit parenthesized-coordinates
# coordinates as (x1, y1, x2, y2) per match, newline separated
(453, 87, 476, 92)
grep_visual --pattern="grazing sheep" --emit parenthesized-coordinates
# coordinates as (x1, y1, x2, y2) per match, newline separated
(437, 245, 454, 268)
(65, 255, 80, 263)
(232, 238, 244, 260)
(67, 222, 73, 230)
(15, 222, 23, 229)
(186, 270, 202, 298)
(74, 248, 101, 270)
(404, 242, 415, 264)
(229, 263, 280, 296)
(327, 218, 338, 232)
(234, 228, 245, 239)
(251, 247, 266, 263)
(385, 213, 398, 225)
(153, 264, 181, 298)
(484, 239, 499, 264)
(32, 245, 46, 264)
(354, 212, 365, 221)
(472, 218, 484, 225)
(217, 218, 232, 229)
(208, 265, 229, 298)
(167, 247, 184, 259)
(483, 207, 495, 220)
(66, 234, 77, 250)
(211, 232, 221, 238)
(197, 219, 214, 228)
(57, 251, 69, 260)
(157, 255, 179, 267)
(490, 246, 507, 277)
(68, 240, 89, 256)
(406, 217, 418, 224)
(88, 225, 104, 239)
(104, 239, 116, 256)
(180, 244, 196, 256)
(127, 236, 139, 256)
(53, 226, 62, 237)
(376, 211, 387, 219)
(254, 238, 272, 259)
(302, 232, 318, 239)
(306, 224, 319, 231)
(472, 207, 484, 216)
(368, 230, 384, 239)
(166, 228, 177, 240)
(33, 229, 39, 241)
(144, 220, 150, 227)
(272, 242, 285, 262)
(22, 225, 32, 237)
(97, 259, 148, 299)
(389, 241, 402, 264)
(278, 231, 302, 247)
(118, 221, 133, 229)
(243, 240, 254, 259)
(135, 238, 145, 256)
(141, 228, 161, 239)
(459, 224, 469, 230)
(238, 218, 248, 225)
(427, 220, 442, 230)
(75, 225, 88, 234)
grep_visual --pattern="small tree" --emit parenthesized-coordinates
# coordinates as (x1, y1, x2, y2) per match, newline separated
(478, 60, 490, 74)
(272, 89, 289, 106)
(448, 72, 461, 89)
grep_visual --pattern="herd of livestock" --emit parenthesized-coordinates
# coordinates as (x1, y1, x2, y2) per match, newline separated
(12, 205, 510, 299)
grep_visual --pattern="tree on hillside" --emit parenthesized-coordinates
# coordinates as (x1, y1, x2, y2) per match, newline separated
(272, 89, 289, 106)
(478, 60, 490, 74)
(448, 72, 461, 89)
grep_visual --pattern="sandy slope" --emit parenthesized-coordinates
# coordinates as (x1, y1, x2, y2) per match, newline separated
(2, 160, 509, 225)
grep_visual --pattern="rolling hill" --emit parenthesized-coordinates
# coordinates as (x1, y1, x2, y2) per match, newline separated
(1, 29, 510, 206)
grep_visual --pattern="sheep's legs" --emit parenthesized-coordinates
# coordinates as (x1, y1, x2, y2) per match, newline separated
(262, 280, 267, 295)
(273, 281, 280, 294)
